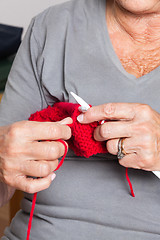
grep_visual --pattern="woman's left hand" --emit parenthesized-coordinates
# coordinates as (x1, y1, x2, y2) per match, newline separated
(77, 103, 160, 171)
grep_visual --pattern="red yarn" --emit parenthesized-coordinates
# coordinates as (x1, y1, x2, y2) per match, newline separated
(26, 102, 135, 239)
(26, 192, 37, 240)
(29, 102, 107, 158)
(29, 102, 135, 196)
(26, 140, 68, 240)
(126, 168, 135, 197)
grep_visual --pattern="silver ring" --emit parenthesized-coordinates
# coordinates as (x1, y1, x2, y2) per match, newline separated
(117, 138, 126, 160)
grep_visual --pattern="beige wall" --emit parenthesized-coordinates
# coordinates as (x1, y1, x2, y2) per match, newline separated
(0, 0, 68, 37)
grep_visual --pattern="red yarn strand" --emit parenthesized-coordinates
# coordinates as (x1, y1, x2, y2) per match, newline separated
(125, 168, 135, 197)
(26, 192, 37, 240)
(26, 140, 68, 240)
(26, 104, 136, 239)
(54, 139, 68, 171)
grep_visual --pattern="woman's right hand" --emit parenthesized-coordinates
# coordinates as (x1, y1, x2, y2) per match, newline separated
(0, 117, 72, 193)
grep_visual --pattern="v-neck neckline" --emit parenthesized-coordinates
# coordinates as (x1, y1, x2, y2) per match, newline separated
(98, 0, 160, 84)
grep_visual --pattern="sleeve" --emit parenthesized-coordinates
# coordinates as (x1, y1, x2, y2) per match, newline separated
(0, 18, 46, 126)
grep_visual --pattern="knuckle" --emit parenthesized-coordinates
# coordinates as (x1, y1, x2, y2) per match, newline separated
(46, 143, 61, 159)
(8, 123, 21, 140)
(49, 125, 61, 139)
(99, 124, 111, 139)
(138, 155, 153, 170)
(103, 103, 116, 117)
(39, 163, 50, 176)
(138, 104, 153, 119)
(25, 184, 35, 194)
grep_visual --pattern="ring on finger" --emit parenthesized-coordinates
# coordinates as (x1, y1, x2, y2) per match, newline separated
(117, 138, 127, 160)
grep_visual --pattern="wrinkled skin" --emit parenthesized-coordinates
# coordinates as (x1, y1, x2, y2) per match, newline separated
(78, 103, 160, 171)
(0, 117, 72, 205)
(1, 0, 160, 205)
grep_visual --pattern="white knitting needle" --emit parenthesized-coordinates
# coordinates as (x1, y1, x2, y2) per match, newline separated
(153, 171, 160, 179)
(70, 91, 90, 111)
(70, 91, 160, 180)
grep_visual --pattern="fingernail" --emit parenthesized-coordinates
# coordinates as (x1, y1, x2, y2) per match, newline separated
(77, 114, 84, 122)
(78, 106, 87, 113)
(51, 173, 56, 181)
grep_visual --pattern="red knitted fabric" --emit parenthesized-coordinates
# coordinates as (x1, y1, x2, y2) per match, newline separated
(29, 102, 107, 158)
(27, 102, 135, 240)
(27, 103, 135, 239)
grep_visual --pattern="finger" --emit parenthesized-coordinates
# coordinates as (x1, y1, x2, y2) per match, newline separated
(77, 103, 137, 124)
(106, 138, 140, 169)
(28, 141, 68, 160)
(118, 153, 140, 169)
(23, 117, 72, 141)
(78, 106, 88, 113)
(21, 160, 59, 177)
(59, 117, 73, 125)
(106, 138, 119, 155)
(106, 137, 138, 155)
(14, 173, 56, 193)
(94, 121, 133, 141)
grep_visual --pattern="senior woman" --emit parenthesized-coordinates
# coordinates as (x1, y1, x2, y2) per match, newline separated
(1, 0, 160, 239)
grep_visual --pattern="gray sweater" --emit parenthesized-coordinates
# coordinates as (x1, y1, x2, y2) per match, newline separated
(1, 0, 160, 239)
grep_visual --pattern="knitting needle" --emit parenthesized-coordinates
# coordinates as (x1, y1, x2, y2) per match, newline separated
(70, 92, 90, 111)
(70, 91, 160, 180)
(153, 171, 160, 179)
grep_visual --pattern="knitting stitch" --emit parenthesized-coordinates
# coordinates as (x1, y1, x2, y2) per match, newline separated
(27, 102, 135, 239)
(29, 102, 108, 158)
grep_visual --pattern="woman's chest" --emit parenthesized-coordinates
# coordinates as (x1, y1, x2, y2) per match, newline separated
(109, 32, 160, 78)
(64, 52, 160, 114)
(119, 48, 160, 78)
(41, 29, 160, 112)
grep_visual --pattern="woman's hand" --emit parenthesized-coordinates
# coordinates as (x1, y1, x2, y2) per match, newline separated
(77, 103, 160, 171)
(0, 117, 72, 193)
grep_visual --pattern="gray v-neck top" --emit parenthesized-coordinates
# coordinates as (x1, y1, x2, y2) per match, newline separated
(1, 0, 160, 239)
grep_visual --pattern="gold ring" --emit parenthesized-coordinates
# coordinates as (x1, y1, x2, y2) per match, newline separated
(117, 138, 126, 160)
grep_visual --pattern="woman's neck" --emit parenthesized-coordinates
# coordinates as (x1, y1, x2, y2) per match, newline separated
(107, 1, 160, 44)
(106, 1, 160, 78)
